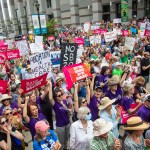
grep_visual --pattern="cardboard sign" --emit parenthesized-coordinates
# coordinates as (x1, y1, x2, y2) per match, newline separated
(50, 51, 61, 67)
(0, 80, 8, 94)
(48, 36, 55, 41)
(74, 38, 84, 46)
(125, 37, 136, 50)
(113, 18, 121, 24)
(29, 43, 44, 53)
(144, 30, 150, 37)
(63, 63, 92, 90)
(104, 31, 117, 42)
(121, 103, 139, 124)
(16, 40, 29, 56)
(29, 50, 50, 77)
(6, 50, 20, 60)
(122, 30, 129, 36)
(35, 36, 43, 44)
(60, 43, 78, 69)
(21, 73, 47, 93)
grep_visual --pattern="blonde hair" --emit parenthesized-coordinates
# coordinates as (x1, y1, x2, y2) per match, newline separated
(77, 107, 90, 120)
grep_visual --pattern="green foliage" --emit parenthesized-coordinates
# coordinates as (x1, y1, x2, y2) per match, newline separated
(46, 19, 58, 36)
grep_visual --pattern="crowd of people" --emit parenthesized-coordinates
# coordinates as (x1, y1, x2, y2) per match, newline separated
(0, 16, 150, 150)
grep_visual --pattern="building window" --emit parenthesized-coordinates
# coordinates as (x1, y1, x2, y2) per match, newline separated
(103, 14, 110, 22)
(144, 0, 150, 17)
(48, 14, 54, 20)
(46, 0, 52, 8)
(132, 0, 137, 16)
(116, 3, 121, 18)
(103, 5, 110, 13)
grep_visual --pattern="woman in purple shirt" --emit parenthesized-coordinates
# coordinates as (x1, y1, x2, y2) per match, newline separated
(97, 66, 110, 94)
(49, 81, 70, 150)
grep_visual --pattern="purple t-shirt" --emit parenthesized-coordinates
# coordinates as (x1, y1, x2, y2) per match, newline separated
(36, 96, 42, 113)
(53, 100, 70, 127)
(98, 74, 109, 93)
(138, 105, 150, 123)
(29, 113, 46, 138)
(105, 85, 122, 104)
(0, 101, 18, 115)
(88, 95, 101, 121)
(120, 96, 134, 111)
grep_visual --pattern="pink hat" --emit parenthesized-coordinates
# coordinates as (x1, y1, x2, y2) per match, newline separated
(35, 121, 49, 132)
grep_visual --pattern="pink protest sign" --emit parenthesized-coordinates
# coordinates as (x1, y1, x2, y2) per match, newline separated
(74, 37, 84, 46)
(94, 29, 101, 34)
(99, 29, 108, 35)
(144, 30, 150, 37)
(122, 30, 129, 37)
(48, 36, 55, 41)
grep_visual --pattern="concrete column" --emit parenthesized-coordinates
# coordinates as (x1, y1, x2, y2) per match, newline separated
(0, 3, 6, 35)
(17, 0, 27, 34)
(52, 0, 61, 24)
(8, 0, 19, 35)
(70, 0, 80, 26)
(110, 2, 116, 21)
(128, 0, 132, 20)
(26, 0, 34, 32)
(1, 0, 12, 34)
(38, 0, 46, 14)
(137, 0, 144, 18)
(92, 0, 102, 22)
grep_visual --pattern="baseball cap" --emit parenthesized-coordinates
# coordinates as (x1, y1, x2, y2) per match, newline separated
(35, 121, 49, 132)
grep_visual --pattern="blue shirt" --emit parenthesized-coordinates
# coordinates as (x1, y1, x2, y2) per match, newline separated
(78, 86, 86, 98)
(33, 130, 58, 150)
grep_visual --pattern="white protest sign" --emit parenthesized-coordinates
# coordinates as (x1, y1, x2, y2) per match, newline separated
(147, 23, 150, 30)
(104, 31, 117, 42)
(29, 50, 51, 77)
(29, 43, 44, 53)
(35, 36, 43, 44)
(140, 23, 146, 31)
(76, 46, 84, 60)
(91, 25, 100, 30)
(90, 35, 101, 45)
(16, 40, 29, 56)
(113, 18, 121, 24)
(5, 40, 14, 49)
(125, 37, 136, 50)
(84, 22, 90, 32)
(101, 57, 109, 67)
(113, 28, 122, 35)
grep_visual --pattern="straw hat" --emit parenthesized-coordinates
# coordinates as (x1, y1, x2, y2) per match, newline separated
(123, 116, 149, 130)
(55, 76, 62, 83)
(123, 83, 134, 92)
(98, 97, 116, 110)
(93, 118, 113, 136)
(108, 75, 120, 86)
(0, 94, 12, 102)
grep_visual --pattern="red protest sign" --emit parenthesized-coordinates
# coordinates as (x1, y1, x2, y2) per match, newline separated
(48, 36, 55, 41)
(0, 80, 8, 94)
(74, 37, 84, 46)
(0, 45, 8, 51)
(94, 29, 101, 34)
(21, 73, 48, 93)
(6, 49, 20, 60)
(144, 30, 150, 37)
(122, 30, 129, 37)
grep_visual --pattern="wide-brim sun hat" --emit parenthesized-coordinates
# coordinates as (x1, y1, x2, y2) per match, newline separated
(123, 116, 149, 130)
(98, 97, 116, 110)
(0, 94, 12, 102)
(93, 118, 113, 136)
(55, 76, 62, 83)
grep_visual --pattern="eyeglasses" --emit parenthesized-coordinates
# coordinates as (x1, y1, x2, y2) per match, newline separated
(57, 94, 63, 97)
(5, 112, 12, 116)
(44, 139, 51, 148)
(82, 100, 87, 104)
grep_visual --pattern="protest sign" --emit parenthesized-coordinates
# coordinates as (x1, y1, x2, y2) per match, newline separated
(121, 103, 138, 124)
(5, 40, 14, 49)
(21, 73, 47, 94)
(122, 30, 129, 36)
(76, 45, 84, 60)
(90, 35, 101, 45)
(50, 51, 61, 67)
(6, 50, 20, 60)
(14, 35, 22, 41)
(16, 40, 29, 56)
(104, 31, 117, 42)
(94, 29, 101, 34)
(35, 36, 43, 44)
(0, 56, 5, 64)
(99, 29, 108, 35)
(113, 18, 121, 23)
(144, 30, 150, 37)
(91, 25, 99, 30)
(0, 45, 8, 51)
(125, 37, 136, 50)
(60, 43, 78, 69)
(140, 23, 146, 31)
(29, 50, 50, 77)
(113, 28, 122, 35)
(0, 80, 8, 94)
(29, 43, 44, 53)
(48, 36, 55, 41)
(84, 22, 90, 32)
(74, 37, 84, 46)
(147, 23, 150, 30)
(0, 41, 5, 46)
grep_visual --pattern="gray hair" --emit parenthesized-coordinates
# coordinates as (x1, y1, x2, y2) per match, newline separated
(2, 106, 12, 114)
(77, 107, 90, 120)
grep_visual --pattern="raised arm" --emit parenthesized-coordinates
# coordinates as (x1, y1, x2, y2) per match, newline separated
(74, 82, 79, 112)
(48, 80, 55, 105)
(90, 75, 96, 97)
(86, 78, 90, 104)
(17, 89, 25, 109)
(23, 97, 30, 123)
(40, 84, 49, 100)
(120, 72, 127, 87)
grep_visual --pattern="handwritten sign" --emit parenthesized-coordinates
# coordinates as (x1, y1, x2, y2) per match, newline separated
(29, 43, 44, 53)
(104, 31, 117, 42)
(125, 37, 136, 50)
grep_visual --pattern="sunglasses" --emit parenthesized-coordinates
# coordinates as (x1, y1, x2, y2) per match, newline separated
(57, 94, 63, 97)
(82, 100, 87, 104)
(44, 139, 51, 148)
(5, 112, 12, 116)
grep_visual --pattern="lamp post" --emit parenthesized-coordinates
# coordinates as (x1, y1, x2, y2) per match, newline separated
(34, 0, 42, 35)
(24, 1, 29, 34)
(15, 9, 21, 35)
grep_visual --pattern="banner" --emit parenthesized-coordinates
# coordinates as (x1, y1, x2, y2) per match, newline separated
(40, 14, 47, 34)
(48, 36, 55, 41)
(29, 50, 50, 77)
(0, 41, 5, 46)
(121, 103, 138, 124)
(16, 40, 29, 56)
(63, 64, 92, 90)
(121, 0, 129, 22)
(0, 45, 8, 51)
(104, 31, 117, 42)
(90, 35, 101, 45)
(21, 73, 47, 94)
(0, 80, 8, 94)
(6, 50, 20, 60)
(29, 43, 44, 53)
(50, 51, 61, 67)
(32, 14, 40, 35)
(122, 30, 129, 36)
(35, 36, 43, 44)
(113, 18, 121, 24)
(125, 37, 136, 50)
(74, 38, 84, 46)
(144, 30, 150, 37)
(60, 43, 78, 69)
